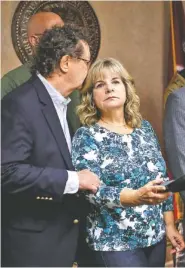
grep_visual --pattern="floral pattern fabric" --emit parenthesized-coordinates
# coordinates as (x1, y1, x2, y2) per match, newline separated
(72, 120, 173, 251)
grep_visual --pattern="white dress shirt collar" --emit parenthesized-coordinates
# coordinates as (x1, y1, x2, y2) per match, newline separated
(37, 73, 71, 105)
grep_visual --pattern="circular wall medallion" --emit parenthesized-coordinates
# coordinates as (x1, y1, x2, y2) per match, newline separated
(11, 1, 101, 64)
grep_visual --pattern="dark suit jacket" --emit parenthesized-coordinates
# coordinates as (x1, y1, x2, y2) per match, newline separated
(1, 76, 81, 267)
(164, 86, 185, 203)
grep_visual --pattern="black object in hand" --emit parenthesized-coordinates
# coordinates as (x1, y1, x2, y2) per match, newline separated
(161, 175, 185, 193)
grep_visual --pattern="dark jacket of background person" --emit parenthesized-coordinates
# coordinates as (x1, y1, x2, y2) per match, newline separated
(164, 85, 185, 267)
(164, 86, 185, 202)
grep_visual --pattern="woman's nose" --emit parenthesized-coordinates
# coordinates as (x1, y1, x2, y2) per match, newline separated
(106, 87, 114, 93)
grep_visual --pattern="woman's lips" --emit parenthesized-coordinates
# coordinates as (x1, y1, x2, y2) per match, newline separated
(104, 96, 118, 101)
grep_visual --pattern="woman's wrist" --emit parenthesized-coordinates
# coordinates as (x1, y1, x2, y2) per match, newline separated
(165, 222, 176, 229)
(120, 188, 139, 206)
(163, 211, 175, 229)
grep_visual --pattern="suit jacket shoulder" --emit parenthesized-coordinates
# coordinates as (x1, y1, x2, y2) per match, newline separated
(166, 86, 185, 111)
(170, 86, 185, 98)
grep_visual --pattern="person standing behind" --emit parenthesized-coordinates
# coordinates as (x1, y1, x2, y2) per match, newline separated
(164, 74, 185, 266)
(1, 25, 100, 267)
(1, 12, 63, 95)
(1, 11, 81, 133)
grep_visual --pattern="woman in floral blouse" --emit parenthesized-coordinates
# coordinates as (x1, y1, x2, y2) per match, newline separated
(72, 58, 184, 267)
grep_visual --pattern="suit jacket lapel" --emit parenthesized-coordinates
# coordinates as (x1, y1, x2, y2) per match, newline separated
(31, 76, 74, 170)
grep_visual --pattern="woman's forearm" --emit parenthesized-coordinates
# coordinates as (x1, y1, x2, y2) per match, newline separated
(163, 210, 175, 227)
(120, 188, 139, 206)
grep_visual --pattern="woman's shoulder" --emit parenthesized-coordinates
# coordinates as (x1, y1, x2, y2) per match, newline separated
(141, 119, 154, 130)
(73, 125, 96, 139)
(74, 125, 89, 137)
(138, 120, 156, 136)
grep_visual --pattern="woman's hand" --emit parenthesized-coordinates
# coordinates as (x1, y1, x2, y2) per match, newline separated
(166, 224, 185, 252)
(164, 211, 185, 253)
(120, 175, 170, 206)
(136, 177, 171, 205)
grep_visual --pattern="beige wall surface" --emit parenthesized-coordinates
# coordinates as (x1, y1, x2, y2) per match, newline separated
(90, 1, 169, 149)
(1, 0, 172, 148)
(1, 1, 21, 72)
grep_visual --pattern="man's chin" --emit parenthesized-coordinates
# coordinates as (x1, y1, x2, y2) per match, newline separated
(76, 78, 87, 91)
(76, 84, 83, 91)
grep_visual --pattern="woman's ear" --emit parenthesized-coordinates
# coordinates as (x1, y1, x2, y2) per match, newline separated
(59, 55, 70, 73)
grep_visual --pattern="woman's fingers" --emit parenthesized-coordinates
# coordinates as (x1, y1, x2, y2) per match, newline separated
(166, 226, 185, 252)
(174, 234, 185, 251)
(148, 178, 163, 187)
(170, 236, 180, 249)
(150, 184, 166, 193)
(170, 235, 185, 251)
(137, 184, 170, 205)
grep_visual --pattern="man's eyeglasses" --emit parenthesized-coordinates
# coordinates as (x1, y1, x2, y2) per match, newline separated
(33, 33, 43, 37)
(75, 57, 91, 67)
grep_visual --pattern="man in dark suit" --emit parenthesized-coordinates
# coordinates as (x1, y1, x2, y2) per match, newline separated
(1, 25, 100, 267)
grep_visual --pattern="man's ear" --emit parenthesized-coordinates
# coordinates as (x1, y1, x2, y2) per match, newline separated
(60, 55, 70, 73)
(28, 35, 39, 48)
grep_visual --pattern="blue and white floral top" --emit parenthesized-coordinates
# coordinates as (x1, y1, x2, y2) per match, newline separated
(72, 120, 173, 251)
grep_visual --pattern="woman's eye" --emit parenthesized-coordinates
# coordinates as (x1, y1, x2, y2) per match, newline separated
(112, 80, 120, 84)
(95, 83, 104, 88)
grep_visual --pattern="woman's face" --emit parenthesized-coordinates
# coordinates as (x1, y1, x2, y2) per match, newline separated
(92, 70, 126, 113)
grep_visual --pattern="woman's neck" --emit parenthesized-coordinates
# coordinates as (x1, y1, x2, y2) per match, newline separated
(100, 110, 126, 125)
(98, 110, 134, 135)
